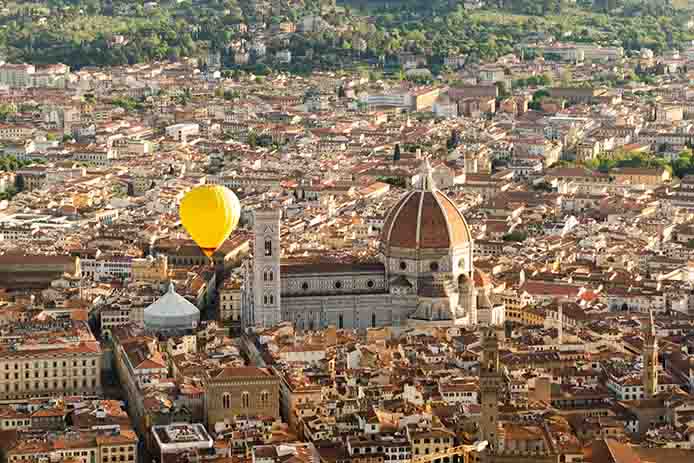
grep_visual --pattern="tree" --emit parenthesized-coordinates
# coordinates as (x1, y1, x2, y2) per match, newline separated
(378, 176, 406, 188)
(503, 231, 528, 242)
(247, 131, 257, 148)
(393, 143, 401, 162)
(0, 104, 16, 122)
(495, 81, 509, 98)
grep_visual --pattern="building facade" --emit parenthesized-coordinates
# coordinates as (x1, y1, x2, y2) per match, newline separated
(0, 319, 102, 400)
(219, 278, 242, 325)
(203, 367, 280, 430)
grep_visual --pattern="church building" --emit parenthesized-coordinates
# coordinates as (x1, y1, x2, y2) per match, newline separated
(242, 162, 502, 330)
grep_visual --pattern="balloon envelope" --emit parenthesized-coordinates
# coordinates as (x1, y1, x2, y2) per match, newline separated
(180, 185, 241, 258)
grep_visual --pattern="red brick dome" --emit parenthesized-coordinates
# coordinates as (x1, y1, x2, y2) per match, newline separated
(380, 189, 472, 251)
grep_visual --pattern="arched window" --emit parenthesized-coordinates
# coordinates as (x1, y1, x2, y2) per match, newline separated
(372, 313, 376, 328)
(268, 270, 273, 281)
(263, 271, 268, 281)
(263, 295, 268, 304)
(242, 391, 250, 408)
(222, 393, 231, 408)
(264, 239, 272, 257)
(269, 294, 274, 305)
(261, 390, 270, 406)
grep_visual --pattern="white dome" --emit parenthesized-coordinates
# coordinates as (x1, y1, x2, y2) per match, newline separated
(144, 282, 200, 331)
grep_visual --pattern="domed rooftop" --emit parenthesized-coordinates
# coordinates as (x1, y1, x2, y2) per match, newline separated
(144, 282, 200, 331)
(380, 161, 472, 251)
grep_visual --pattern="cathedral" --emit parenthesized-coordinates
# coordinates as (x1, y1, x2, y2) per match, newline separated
(242, 162, 501, 331)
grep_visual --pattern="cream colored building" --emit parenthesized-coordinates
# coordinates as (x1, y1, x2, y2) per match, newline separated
(408, 428, 456, 458)
(101, 305, 145, 340)
(0, 319, 101, 400)
(5, 429, 137, 463)
(612, 167, 671, 187)
(219, 277, 242, 324)
(0, 63, 35, 88)
(131, 255, 168, 282)
(0, 347, 102, 400)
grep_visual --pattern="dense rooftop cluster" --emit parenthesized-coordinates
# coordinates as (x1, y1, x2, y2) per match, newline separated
(3, 19, 694, 463)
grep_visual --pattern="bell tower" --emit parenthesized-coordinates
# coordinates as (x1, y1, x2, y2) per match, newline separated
(252, 209, 281, 328)
(480, 328, 503, 451)
(643, 309, 658, 398)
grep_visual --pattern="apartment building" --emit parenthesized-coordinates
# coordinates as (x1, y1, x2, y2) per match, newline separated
(0, 319, 102, 400)
(0, 63, 35, 88)
(5, 429, 137, 463)
(219, 277, 242, 324)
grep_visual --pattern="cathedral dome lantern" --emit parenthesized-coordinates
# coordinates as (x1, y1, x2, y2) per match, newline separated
(380, 161, 472, 253)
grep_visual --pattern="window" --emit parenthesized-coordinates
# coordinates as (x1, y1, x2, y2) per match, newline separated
(242, 391, 250, 408)
(367, 280, 374, 288)
(372, 313, 376, 328)
(338, 314, 343, 329)
(264, 239, 272, 256)
(302, 282, 309, 291)
(334, 281, 342, 289)
(222, 393, 231, 408)
(430, 262, 439, 272)
(399, 261, 407, 270)
(261, 390, 270, 406)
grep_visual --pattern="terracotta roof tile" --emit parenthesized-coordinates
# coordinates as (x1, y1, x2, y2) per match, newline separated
(382, 190, 471, 251)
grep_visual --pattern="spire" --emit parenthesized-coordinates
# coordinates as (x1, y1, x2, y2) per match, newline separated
(417, 159, 436, 191)
(645, 308, 656, 342)
(643, 308, 658, 399)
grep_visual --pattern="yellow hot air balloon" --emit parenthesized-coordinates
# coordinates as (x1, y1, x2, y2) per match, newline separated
(180, 185, 241, 258)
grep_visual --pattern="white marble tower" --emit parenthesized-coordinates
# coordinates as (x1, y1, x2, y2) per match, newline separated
(253, 209, 281, 328)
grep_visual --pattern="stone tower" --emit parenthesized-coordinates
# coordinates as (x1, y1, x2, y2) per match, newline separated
(480, 328, 503, 451)
(643, 309, 658, 398)
(253, 209, 281, 328)
(557, 304, 563, 345)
